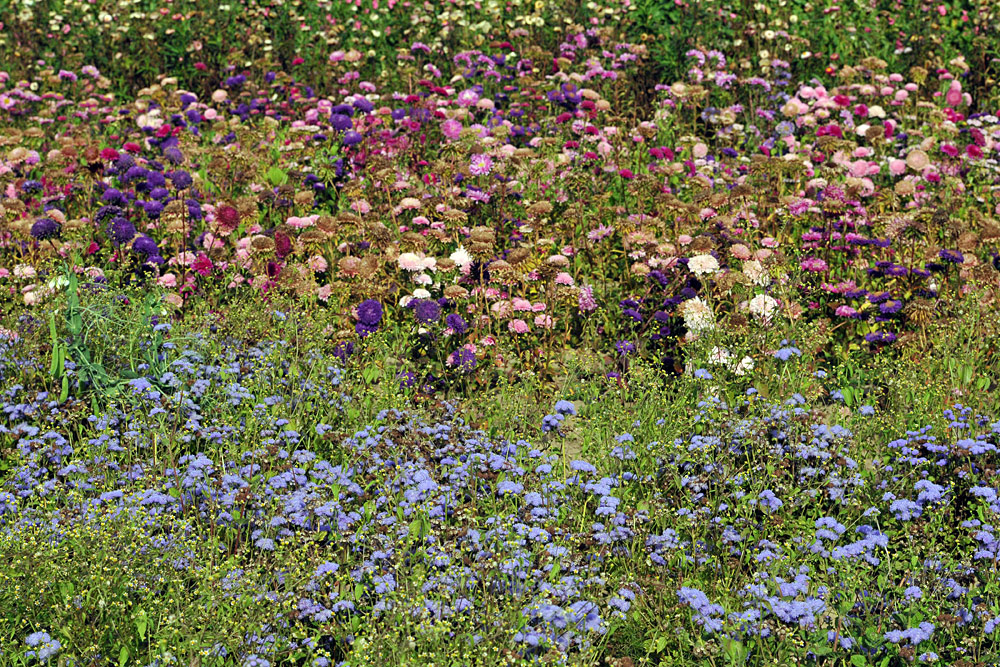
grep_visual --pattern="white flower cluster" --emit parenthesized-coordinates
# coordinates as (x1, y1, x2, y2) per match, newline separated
(707, 347, 755, 376)
(688, 254, 720, 277)
(679, 297, 715, 335)
(747, 293, 779, 324)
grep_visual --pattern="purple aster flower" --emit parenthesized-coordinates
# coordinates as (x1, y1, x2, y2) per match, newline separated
(445, 313, 468, 334)
(448, 348, 477, 373)
(108, 218, 136, 244)
(939, 249, 964, 264)
(30, 218, 61, 240)
(357, 299, 383, 327)
(413, 299, 441, 324)
(170, 170, 193, 189)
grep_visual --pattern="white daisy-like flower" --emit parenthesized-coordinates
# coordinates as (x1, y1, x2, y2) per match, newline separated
(687, 254, 720, 276)
(450, 246, 473, 267)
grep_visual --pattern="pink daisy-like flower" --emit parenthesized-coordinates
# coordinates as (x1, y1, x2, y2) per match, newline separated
(469, 154, 493, 176)
(442, 119, 463, 140)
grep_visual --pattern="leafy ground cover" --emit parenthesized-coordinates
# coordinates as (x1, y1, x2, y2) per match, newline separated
(3, 0, 1000, 665)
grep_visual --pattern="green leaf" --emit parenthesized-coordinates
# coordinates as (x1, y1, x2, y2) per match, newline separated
(136, 612, 148, 640)
(266, 166, 289, 186)
(851, 655, 867, 667)
(119, 646, 130, 667)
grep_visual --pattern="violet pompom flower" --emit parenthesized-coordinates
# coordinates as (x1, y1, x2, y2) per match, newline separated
(447, 348, 477, 373)
(162, 147, 184, 165)
(30, 218, 61, 241)
(445, 313, 468, 334)
(132, 235, 159, 257)
(170, 170, 193, 190)
(357, 299, 383, 328)
(413, 299, 441, 324)
(108, 218, 136, 244)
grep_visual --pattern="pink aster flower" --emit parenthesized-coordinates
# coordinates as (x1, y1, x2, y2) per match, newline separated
(555, 272, 575, 286)
(534, 314, 554, 329)
(800, 257, 829, 272)
(509, 319, 530, 334)
(442, 119, 463, 140)
(469, 154, 493, 176)
(835, 305, 858, 318)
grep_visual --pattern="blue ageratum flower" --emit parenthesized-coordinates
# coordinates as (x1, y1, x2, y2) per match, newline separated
(554, 400, 576, 416)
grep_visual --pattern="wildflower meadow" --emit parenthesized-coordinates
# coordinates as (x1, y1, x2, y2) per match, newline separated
(3, 0, 1000, 665)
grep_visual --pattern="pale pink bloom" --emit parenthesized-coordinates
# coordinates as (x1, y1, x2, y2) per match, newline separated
(202, 233, 225, 250)
(308, 255, 329, 273)
(481, 335, 497, 347)
(761, 237, 779, 248)
(13, 265, 36, 279)
(534, 314, 554, 329)
(398, 252, 427, 271)
(170, 252, 197, 267)
(0, 268, 9, 278)
(531, 302, 547, 312)
(164, 293, 184, 307)
(351, 199, 371, 215)
(555, 272, 575, 286)
(413, 216, 430, 226)
(491, 300, 513, 318)
(889, 159, 906, 176)
(317, 284, 332, 301)
(512, 297, 533, 311)
(286, 215, 318, 228)
(730, 244, 752, 260)
(678, 234, 693, 246)
(508, 319, 530, 334)
(578, 284, 598, 312)
(158, 273, 178, 288)
(84, 267, 104, 278)
(835, 305, 858, 318)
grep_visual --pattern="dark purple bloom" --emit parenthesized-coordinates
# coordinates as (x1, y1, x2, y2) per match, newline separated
(445, 313, 468, 334)
(330, 114, 353, 132)
(162, 147, 184, 165)
(357, 299, 383, 327)
(132, 236, 159, 256)
(413, 299, 441, 324)
(170, 170, 193, 190)
(30, 218, 61, 240)
(343, 131, 363, 146)
(939, 249, 964, 264)
(108, 218, 136, 244)
(448, 348, 477, 373)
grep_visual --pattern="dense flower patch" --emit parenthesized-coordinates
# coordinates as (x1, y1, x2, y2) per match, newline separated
(4, 0, 1000, 664)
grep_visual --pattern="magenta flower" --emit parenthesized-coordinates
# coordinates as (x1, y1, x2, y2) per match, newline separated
(800, 257, 829, 273)
(469, 154, 492, 176)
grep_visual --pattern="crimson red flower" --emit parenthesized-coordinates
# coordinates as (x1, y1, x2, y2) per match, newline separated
(275, 231, 292, 259)
(193, 253, 213, 277)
